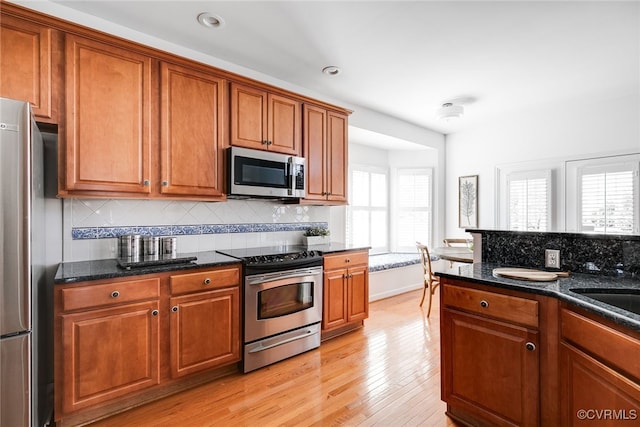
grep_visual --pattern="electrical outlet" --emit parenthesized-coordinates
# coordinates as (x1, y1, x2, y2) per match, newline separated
(545, 249, 560, 269)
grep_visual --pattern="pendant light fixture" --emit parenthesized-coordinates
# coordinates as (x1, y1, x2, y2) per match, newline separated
(437, 102, 464, 122)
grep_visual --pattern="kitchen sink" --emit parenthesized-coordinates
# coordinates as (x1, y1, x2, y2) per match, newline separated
(571, 288, 640, 316)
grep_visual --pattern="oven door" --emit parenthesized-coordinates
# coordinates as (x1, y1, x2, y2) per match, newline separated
(244, 267, 322, 343)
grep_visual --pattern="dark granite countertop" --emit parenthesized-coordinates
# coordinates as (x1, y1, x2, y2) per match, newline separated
(54, 244, 370, 285)
(436, 263, 640, 331)
(54, 251, 242, 284)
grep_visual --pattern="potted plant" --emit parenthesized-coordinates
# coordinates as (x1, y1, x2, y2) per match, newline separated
(303, 227, 330, 246)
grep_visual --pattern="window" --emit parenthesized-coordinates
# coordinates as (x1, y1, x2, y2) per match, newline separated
(393, 168, 432, 252)
(566, 155, 639, 234)
(346, 166, 388, 253)
(578, 164, 638, 233)
(507, 170, 551, 231)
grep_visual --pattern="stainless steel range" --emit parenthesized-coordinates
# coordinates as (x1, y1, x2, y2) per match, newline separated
(216, 245, 323, 373)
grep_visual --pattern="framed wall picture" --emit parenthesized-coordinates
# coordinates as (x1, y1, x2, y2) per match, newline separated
(459, 175, 478, 228)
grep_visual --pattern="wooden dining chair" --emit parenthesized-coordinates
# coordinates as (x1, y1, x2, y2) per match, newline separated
(416, 241, 441, 317)
(443, 238, 472, 247)
(442, 238, 473, 267)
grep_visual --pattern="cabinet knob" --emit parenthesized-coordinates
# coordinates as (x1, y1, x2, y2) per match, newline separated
(480, 300, 489, 308)
(203, 278, 212, 285)
(171, 306, 179, 312)
(162, 181, 168, 187)
(151, 310, 159, 316)
(267, 140, 273, 145)
(111, 291, 120, 298)
(345, 258, 351, 263)
(143, 179, 149, 186)
(262, 140, 268, 145)
(525, 342, 536, 352)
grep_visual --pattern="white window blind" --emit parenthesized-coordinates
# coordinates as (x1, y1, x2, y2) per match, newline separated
(507, 170, 551, 231)
(394, 169, 432, 251)
(579, 164, 637, 234)
(347, 167, 388, 253)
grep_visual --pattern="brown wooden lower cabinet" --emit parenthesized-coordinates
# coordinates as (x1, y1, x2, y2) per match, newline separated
(559, 306, 640, 426)
(441, 278, 640, 427)
(322, 250, 369, 338)
(169, 287, 240, 378)
(441, 280, 541, 427)
(442, 309, 539, 427)
(54, 265, 241, 425)
(60, 301, 160, 414)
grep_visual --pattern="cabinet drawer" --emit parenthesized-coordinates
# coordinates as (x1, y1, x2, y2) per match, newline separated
(170, 267, 240, 295)
(442, 284, 539, 328)
(61, 278, 160, 312)
(324, 251, 368, 270)
(561, 308, 640, 381)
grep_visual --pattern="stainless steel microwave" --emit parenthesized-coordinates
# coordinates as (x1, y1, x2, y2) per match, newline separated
(228, 147, 305, 199)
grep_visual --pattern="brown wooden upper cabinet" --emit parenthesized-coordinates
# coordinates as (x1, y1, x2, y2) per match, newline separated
(0, 14, 57, 122)
(230, 83, 301, 156)
(63, 34, 153, 195)
(303, 105, 348, 204)
(160, 62, 226, 198)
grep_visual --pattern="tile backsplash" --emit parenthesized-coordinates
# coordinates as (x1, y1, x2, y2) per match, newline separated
(63, 198, 331, 261)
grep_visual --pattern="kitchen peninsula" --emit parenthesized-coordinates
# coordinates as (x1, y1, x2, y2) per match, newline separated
(437, 230, 640, 427)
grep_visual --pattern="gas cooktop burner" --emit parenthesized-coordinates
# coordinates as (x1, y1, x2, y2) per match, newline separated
(216, 245, 323, 267)
(243, 250, 320, 265)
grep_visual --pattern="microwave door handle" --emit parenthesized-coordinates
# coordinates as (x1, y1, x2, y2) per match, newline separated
(287, 157, 294, 196)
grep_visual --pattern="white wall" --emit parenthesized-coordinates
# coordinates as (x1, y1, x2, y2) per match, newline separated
(444, 92, 640, 237)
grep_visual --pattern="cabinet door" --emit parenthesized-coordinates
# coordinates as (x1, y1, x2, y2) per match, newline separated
(268, 93, 301, 155)
(64, 35, 152, 194)
(160, 62, 226, 197)
(170, 287, 240, 378)
(230, 83, 267, 150)
(60, 301, 160, 415)
(303, 104, 328, 201)
(323, 269, 348, 330)
(347, 265, 369, 322)
(326, 111, 348, 203)
(442, 309, 539, 427)
(0, 15, 53, 120)
(560, 342, 640, 426)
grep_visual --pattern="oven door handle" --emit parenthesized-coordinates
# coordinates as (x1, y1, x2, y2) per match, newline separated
(247, 327, 318, 354)
(246, 268, 322, 285)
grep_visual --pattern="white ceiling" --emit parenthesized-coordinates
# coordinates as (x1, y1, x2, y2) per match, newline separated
(33, 1, 640, 148)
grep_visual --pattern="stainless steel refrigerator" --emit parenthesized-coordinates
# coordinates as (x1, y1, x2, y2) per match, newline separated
(1, 98, 55, 426)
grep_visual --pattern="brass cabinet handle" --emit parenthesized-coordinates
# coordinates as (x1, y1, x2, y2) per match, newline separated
(111, 291, 120, 298)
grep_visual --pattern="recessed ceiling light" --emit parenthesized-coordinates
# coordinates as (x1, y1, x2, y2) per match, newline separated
(197, 12, 225, 29)
(322, 66, 341, 76)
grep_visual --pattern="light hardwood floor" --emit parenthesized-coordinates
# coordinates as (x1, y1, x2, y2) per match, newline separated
(89, 289, 459, 426)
